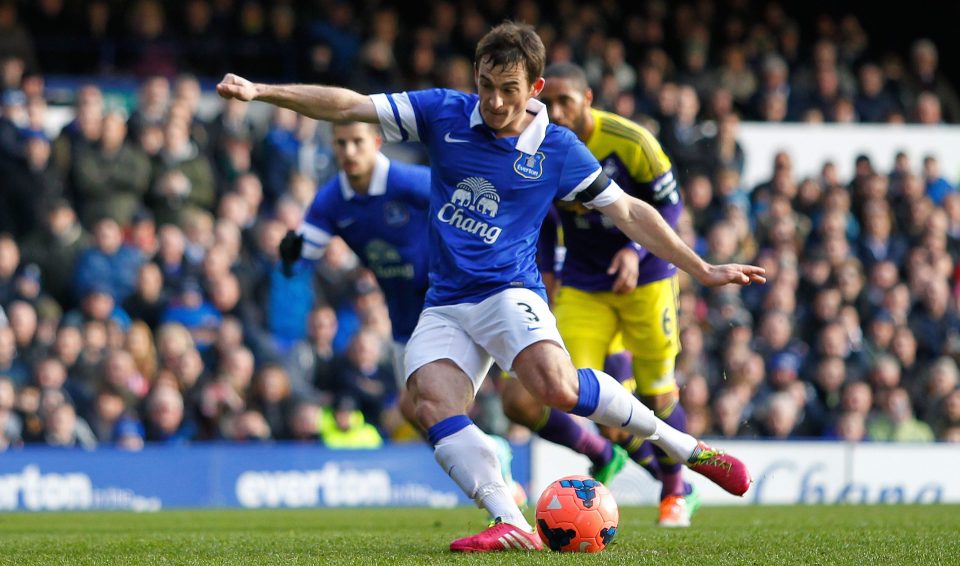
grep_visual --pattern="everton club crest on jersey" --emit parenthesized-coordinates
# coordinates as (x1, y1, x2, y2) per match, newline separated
(383, 201, 410, 227)
(514, 151, 545, 179)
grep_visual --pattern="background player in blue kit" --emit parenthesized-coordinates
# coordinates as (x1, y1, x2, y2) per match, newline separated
(279, 121, 430, 430)
(280, 121, 431, 345)
(218, 21, 765, 553)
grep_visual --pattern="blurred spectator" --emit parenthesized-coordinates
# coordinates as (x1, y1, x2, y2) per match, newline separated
(914, 92, 943, 125)
(757, 392, 800, 439)
(286, 305, 339, 402)
(208, 97, 256, 164)
(126, 74, 170, 142)
(700, 112, 745, 181)
(714, 44, 757, 109)
(258, 107, 299, 204)
(319, 396, 383, 449)
(72, 217, 143, 302)
(933, 390, 960, 440)
(793, 39, 857, 102)
(7, 300, 43, 367)
(256, 219, 316, 352)
(112, 416, 146, 451)
(0, 325, 29, 385)
(335, 328, 396, 429)
(0, 89, 27, 171)
(122, 262, 166, 329)
(660, 85, 709, 180)
(855, 62, 900, 123)
(909, 278, 957, 362)
(248, 363, 297, 440)
(154, 223, 198, 295)
(144, 384, 196, 443)
(72, 110, 151, 227)
(922, 155, 955, 206)
(159, 278, 221, 353)
(903, 39, 960, 124)
(222, 409, 272, 442)
(0, 232, 21, 305)
(918, 357, 959, 426)
(65, 282, 132, 336)
(103, 348, 149, 402)
(288, 401, 322, 442)
(856, 201, 908, 270)
(14, 263, 48, 316)
(125, 321, 158, 385)
(155, 322, 193, 371)
(5, 126, 62, 239)
(149, 118, 216, 226)
(20, 199, 89, 309)
(867, 387, 934, 442)
(0, 1, 38, 77)
(0, 376, 22, 449)
(748, 55, 791, 121)
(43, 401, 97, 449)
(834, 411, 868, 442)
(85, 384, 129, 442)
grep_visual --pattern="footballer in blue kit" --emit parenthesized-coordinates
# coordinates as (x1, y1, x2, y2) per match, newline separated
(219, 21, 765, 553)
(292, 122, 431, 343)
(369, 88, 612, 309)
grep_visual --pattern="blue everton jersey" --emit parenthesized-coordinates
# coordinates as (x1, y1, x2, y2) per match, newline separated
(370, 89, 623, 307)
(298, 153, 431, 342)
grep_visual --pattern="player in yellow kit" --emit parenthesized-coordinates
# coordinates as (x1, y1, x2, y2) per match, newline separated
(501, 62, 699, 527)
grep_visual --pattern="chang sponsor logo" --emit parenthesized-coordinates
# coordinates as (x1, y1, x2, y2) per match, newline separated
(752, 461, 944, 504)
(437, 177, 503, 244)
(364, 239, 415, 280)
(235, 463, 459, 508)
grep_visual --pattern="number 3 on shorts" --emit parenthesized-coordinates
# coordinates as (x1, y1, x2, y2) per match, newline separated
(516, 302, 540, 323)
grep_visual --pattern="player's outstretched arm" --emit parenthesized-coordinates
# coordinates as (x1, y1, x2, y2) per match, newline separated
(216, 73, 379, 123)
(597, 195, 766, 287)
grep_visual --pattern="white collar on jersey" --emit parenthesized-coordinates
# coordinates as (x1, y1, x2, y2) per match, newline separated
(339, 152, 390, 200)
(469, 98, 549, 155)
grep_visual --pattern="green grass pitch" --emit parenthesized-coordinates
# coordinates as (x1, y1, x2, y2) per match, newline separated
(0, 505, 957, 565)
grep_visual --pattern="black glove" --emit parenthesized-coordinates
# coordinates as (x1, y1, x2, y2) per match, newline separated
(279, 230, 304, 277)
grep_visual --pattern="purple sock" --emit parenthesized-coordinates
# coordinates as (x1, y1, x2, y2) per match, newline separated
(622, 436, 660, 480)
(604, 352, 633, 384)
(538, 408, 612, 468)
(655, 400, 688, 499)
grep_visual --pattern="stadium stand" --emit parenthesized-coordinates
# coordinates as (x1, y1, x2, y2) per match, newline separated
(0, 0, 958, 451)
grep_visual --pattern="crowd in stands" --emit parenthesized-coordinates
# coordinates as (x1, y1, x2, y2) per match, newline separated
(0, 0, 958, 450)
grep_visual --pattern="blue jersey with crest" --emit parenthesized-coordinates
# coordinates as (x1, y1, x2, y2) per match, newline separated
(298, 153, 431, 342)
(370, 89, 622, 307)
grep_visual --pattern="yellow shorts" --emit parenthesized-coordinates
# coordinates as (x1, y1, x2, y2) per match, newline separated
(554, 276, 680, 396)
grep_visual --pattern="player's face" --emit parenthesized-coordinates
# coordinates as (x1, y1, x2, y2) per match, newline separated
(475, 60, 545, 135)
(333, 123, 382, 178)
(539, 77, 591, 137)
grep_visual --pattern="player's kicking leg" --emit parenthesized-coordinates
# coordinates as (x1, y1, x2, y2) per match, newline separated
(596, 352, 700, 526)
(513, 343, 752, 499)
(500, 377, 628, 485)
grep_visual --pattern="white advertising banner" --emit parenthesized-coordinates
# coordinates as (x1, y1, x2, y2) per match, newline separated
(531, 438, 960, 506)
(738, 123, 960, 189)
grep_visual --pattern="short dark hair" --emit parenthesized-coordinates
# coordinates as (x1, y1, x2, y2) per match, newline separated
(332, 121, 381, 136)
(543, 63, 589, 91)
(475, 21, 545, 86)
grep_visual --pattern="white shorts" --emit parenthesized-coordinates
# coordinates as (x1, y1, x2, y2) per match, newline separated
(404, 288, 567, 393)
